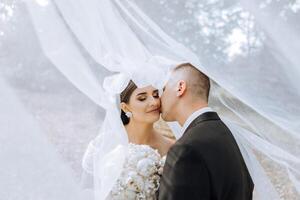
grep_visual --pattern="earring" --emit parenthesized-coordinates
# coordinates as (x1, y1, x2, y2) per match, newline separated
(125, 112, 132, 118)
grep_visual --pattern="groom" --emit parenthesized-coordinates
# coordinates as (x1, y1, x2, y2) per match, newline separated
(159, 63, 254, 200)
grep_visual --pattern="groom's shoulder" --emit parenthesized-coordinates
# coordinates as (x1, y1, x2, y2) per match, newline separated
(183, 117, 231, 141)
(177, 119, 234, 152)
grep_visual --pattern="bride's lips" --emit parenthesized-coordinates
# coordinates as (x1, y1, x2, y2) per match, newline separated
(147, 108, 160, 113)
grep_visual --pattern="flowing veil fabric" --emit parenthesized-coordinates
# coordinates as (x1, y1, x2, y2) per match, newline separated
(0, 0, 299, 199)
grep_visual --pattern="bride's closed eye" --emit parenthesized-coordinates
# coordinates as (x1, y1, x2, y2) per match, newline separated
(136, 90, 159, 101)
(138, 96, 147, 101)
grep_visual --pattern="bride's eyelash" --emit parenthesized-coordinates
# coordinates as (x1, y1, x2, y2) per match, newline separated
(138, 94, 159, 101)
(138, 97, 146, 101)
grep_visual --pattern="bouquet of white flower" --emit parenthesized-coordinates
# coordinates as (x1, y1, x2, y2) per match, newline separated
(109, 144, 166, 200)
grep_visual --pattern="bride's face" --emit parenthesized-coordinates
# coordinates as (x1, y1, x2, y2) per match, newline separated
(124, 86, 161, 124)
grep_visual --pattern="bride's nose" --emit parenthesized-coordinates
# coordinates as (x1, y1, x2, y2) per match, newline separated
(149, 96, 160, 107)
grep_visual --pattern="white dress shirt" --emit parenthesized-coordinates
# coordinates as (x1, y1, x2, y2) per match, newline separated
(181, 107, 213, 134)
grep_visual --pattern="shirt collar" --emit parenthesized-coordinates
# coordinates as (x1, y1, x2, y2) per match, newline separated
(181, 107, 213, 134)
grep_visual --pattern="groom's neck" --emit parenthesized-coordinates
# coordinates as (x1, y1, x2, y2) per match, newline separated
(177, 101, 208, 126)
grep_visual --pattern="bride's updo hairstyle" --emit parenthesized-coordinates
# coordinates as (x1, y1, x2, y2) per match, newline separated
(120, 80, 137, 125)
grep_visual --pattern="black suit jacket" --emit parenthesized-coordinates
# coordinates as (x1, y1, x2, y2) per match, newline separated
(159, 112, 254, 200)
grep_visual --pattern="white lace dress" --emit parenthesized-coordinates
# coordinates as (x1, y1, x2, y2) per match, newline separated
(106, 143, 166, 200)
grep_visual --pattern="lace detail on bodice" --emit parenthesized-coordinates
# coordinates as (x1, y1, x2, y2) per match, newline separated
(107, 143, 166, 199)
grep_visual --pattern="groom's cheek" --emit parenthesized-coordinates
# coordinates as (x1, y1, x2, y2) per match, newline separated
(160, 94, 165, 105)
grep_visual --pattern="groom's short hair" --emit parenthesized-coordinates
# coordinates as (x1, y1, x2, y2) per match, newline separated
(173, 63, 210, 101)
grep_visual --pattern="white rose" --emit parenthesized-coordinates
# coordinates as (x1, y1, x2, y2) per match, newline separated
(128, 151, 145, 164)
(137, 158, 154, 177)
(147, 153, 160, 162)
(127, 170, 138, 179)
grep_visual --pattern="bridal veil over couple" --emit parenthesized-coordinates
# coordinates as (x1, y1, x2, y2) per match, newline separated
(21, 0, 299, 199)
(83, 62, 254, 200)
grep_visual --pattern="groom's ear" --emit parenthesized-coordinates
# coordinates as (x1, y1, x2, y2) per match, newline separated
(176, 80, 186, 97)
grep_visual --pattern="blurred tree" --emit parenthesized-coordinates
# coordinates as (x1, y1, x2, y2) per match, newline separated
(134, 0, 299, 66)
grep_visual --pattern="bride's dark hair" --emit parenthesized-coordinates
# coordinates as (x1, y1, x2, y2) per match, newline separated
(120, 80, 137, 125)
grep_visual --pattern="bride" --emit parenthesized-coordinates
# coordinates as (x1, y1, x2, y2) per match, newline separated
(119, 80, 174, 157)
(83, 79, 174, 199)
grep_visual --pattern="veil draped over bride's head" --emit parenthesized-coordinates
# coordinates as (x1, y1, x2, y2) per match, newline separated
(1, 0, 299, 199)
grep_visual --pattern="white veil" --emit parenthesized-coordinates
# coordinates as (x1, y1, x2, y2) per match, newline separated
(1, 0, 299, 199)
